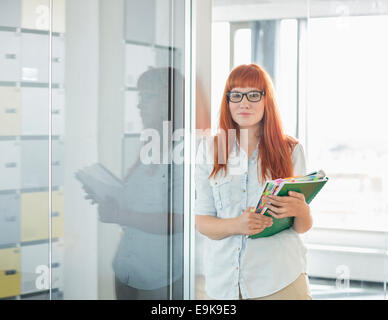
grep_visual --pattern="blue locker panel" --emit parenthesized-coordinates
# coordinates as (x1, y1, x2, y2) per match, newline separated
(20, 139, 48, 189)
(52, 241, 63, 290)
(0, 193, 20, 246)
(52, 139, 64, 187)
(125, 43, 155, 87)
(20, 139, 63, 189)
(124, 91, 142, 133)
(0, 141, 21, 191)
(20, 241, 62, 295)
(21, 243, 49, 294)
(21, 87, 64, 136)
(154, 46, 170, 67)
(0, 31, 21, 82)
(0, 0, 21, 28)
(21, 87, 49, 135)
(125, 0, 155, 44)
(20, 290, 63, 300)
(21, 32, 49, 83)
(52, 36, 65, 84)
(52, 88, 65, 136)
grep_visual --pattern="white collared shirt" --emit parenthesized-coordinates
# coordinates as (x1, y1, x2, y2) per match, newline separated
(194, 139, 308, 299)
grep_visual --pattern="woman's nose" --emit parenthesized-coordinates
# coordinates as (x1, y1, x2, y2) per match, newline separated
(239, 98, 250, 107)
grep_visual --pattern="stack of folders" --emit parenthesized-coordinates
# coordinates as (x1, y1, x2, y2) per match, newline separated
(249, 170, 329, 239)
(75, 163, 125, 206)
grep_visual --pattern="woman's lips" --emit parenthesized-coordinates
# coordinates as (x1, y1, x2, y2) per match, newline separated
(238, 113, 252, 116)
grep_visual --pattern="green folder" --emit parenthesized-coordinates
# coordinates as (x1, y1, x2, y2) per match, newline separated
(249, 178, 328, 239)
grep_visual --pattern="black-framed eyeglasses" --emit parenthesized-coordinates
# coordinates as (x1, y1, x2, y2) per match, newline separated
(226, 90, 265, 103)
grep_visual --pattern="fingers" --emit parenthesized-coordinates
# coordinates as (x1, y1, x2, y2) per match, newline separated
(245, 206, 273, 223)
(251, 215, 273, 229)
(287, 191, 305, 201)
(265, 203, 286, 214)
(248, 220, 273, 235)
(267, 210, 287, 219)
(266, 195, 289, 203)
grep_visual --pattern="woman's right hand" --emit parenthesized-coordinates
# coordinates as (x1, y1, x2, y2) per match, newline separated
(237, 206, 273, 236)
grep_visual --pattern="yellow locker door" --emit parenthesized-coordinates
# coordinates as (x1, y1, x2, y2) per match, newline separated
(0, 247, 21, 298)
(21, 192, 48, 242)
(52, 190, 64, 238)
(21, 0, 66, 33)
(0, 87, 22, 136)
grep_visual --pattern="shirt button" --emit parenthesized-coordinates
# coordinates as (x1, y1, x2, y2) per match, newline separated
(236, 266, 239, 270)
(238, 248, 240, 251)
(243, 189, 246, 192)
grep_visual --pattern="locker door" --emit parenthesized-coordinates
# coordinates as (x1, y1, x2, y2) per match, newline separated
(0, 140, 21, 191)
(52, 36, 65, 84)
(21, 0, 49, 31)
(21, 87, 49, 135)
(0, 247, 21, 299)
(20, 191, 48, 242)
(124, 91, 142, 133)
(0, 0, 21, 28)
(52, 190, 64, 239)
(52, 139, 64, 187)
(52, 88, 65, 136)
(0, 31, 21, 82)
(21, 243, 49, 294)
(52, 240, 64, 290)
(124, 0, 155, 44)
(52, 0, 66, 33)
(0, 87, 22, 136)
(20, 139, 48, 189)
(21, 0, 65, 33)
(21, 33, 49, 83)
(0, 193, 20, 246)
(125, 43, 155, 87)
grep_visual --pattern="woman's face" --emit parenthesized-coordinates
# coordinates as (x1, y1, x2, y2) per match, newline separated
(228, 87, 265, 130)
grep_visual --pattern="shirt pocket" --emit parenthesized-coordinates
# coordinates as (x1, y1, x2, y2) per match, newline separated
(209, 175, 232, 211)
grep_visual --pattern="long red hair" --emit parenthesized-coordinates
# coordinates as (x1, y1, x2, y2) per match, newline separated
(210, 64, 298, 184)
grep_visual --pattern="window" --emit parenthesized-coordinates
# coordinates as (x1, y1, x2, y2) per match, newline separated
(306, 15, 388, 232)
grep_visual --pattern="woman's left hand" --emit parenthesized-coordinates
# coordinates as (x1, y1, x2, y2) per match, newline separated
(264, 191, 310, 219)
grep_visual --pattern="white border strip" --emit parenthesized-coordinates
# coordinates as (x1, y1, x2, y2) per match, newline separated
(48, 0, 53, 301)
(169, 0, 175, 301)
(189, 0, 197, 298)
(184, 0, 195, 300)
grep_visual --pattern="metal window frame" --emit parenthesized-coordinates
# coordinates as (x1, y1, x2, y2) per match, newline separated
(184, 0, 195, 300)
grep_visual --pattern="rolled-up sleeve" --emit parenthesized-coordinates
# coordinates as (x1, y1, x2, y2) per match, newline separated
(194, 140, 217, 216)
(292, 143, 307, 176)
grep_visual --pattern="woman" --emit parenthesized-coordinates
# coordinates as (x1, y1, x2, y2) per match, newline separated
(195, 64, 313, 300)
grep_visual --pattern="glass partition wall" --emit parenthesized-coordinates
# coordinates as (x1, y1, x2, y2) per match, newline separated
(1, 0, 388, 301)
(0, 0, 187, 300)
